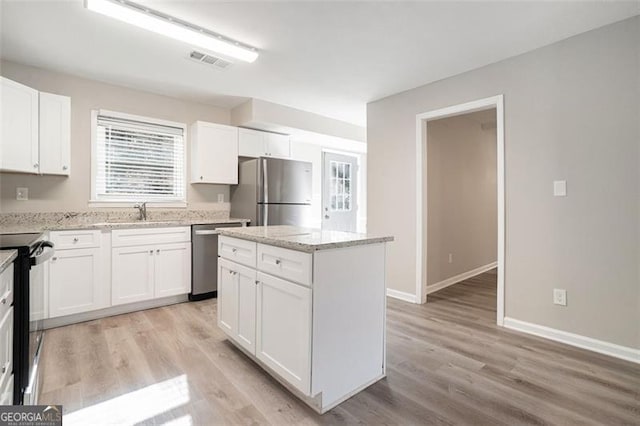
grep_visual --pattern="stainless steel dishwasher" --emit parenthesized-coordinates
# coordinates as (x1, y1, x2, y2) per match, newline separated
(190, 223, 243, 301)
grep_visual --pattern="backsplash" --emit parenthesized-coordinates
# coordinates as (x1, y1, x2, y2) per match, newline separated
(0, 208, 231, 228)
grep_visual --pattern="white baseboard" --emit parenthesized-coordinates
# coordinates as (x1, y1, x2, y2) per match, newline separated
(386, 288, 418, 303)
(427, 261, 497, 295)
(503, 317, 640, 364)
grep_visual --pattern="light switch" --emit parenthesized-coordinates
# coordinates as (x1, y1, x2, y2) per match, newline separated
(553, 180, 567, 197)
(16, 187, 29, 201)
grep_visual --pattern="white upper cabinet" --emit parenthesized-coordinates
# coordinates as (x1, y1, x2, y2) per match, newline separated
(191, 121, 238, 184)
(0, 77, 39, 173)
(39, 92, 71, 176)
(238, 128, 290, 158)
(0, 77, 71, 176)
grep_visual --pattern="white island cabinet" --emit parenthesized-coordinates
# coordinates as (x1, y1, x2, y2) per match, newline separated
(217, 226, 393, 413)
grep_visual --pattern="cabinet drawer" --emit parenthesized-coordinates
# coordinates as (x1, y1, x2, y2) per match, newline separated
(112, 227, 190, 247)
(50, 230, 100, 249)
(257, 244, 312, 286)
(0, 264, 13, 322)
(219, 236, 256, 268)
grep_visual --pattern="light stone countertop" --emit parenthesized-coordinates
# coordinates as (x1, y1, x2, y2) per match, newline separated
(0, 250, 17, 274)
(217, 225, 394, 253)
(0, 217, 249, 235)
(0, 210, 250, 235)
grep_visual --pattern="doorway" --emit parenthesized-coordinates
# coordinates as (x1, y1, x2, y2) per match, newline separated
(322, 151, 358, 232)
(415, 95, 505, 326)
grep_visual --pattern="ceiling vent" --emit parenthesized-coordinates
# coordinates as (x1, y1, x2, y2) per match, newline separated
(189, 50, 233, 70)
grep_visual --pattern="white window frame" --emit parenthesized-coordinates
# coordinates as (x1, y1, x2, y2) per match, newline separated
(89, 109, 188, 208)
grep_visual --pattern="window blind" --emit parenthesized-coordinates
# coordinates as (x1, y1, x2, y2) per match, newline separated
(95, 114, 185, 202)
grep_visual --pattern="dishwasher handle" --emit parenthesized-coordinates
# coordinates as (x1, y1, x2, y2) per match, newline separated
(194, 230, 219, 236)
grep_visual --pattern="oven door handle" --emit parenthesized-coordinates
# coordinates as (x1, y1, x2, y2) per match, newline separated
(30, 244, 55, 266)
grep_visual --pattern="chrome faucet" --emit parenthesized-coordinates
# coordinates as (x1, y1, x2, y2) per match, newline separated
(134, 202, 148, 221)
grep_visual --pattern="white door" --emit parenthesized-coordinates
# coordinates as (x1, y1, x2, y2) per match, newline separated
(154, 242, 191, 298)
(322, 152, 358, 232)
(39, 92, 71, 176)
(112, 246, 155, 305)
(49, 248, 103, 318)
(0, 77, 39, 173)
(235, 262, 257, 355)
(217, 258, 238, 336)
(256, 272, 311, 395)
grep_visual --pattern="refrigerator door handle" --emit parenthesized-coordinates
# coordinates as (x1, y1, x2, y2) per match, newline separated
(262, 157, 269, 204)
(264, 203, 269, 226)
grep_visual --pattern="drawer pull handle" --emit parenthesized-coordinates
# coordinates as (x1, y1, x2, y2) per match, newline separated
(73, 237, 79, 243)
(231, 248, 237, 253)
(52, 257, 57, 262)
(229, 271, 237, 276)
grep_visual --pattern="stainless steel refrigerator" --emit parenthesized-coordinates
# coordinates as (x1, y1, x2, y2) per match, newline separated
(231, 157, 313, 226)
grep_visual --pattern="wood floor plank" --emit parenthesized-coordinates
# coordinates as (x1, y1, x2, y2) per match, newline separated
(39, 270, 640, 425)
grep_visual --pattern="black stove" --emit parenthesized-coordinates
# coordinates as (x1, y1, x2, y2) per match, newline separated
(0, 232, 54, 405)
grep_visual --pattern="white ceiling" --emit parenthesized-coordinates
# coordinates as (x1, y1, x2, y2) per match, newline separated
(1, 1, 638, 126)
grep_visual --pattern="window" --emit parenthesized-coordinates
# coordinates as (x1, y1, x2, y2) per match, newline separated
(330, 160, 352, 212)
(91, 111, 186, 204)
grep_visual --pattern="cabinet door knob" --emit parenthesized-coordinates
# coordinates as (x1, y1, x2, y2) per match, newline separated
(149, 250, 153, 254)
(156, 249, 160, 254)
(200, 176, 203, 180)
(0, 298, 6, 305)
(1, 365, 5, 374)
(73, 237, 79, 243)
(62, 165, 68, 170)
(52, 257, 57, 261)
(33, 163, 39, 168)
(255, 280, 259, 285)
(275, 259, 281, 265)
(231, 248, 237, 253)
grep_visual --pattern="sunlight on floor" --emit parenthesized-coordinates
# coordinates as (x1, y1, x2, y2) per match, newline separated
(64, 375, 190, 425)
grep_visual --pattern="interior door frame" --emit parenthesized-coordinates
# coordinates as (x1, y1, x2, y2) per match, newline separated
(415, 95, 505, 326)
(321, 149, 361, 232)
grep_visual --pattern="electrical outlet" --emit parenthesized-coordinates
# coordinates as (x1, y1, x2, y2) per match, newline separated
(553, 180, 567, 197)
(16, 187, 29, 201)
(217, 194, 224, 203)
(448, 253, 453, 264)
(553, 289, 567, 306)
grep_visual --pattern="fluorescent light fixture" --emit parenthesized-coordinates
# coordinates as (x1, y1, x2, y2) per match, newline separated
(85, 0, 259, 63)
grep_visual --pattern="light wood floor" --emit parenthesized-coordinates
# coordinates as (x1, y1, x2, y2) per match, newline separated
(40, 270, 639, 425)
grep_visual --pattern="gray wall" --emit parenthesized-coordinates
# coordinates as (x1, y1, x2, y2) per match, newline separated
(368, 17, 639, 348)
(0, 60, 231, 212)
(427, 110, 497, 287)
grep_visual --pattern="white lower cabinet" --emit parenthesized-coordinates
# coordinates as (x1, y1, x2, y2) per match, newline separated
(154, 242, 191, 298)
(112, 245, 155, 306)
(111, 230, 191, 306)
(0, 307, 13, 399)
(49, 248, 104, 318)
(218, 258, 256, 354)
(217, 235, 388, 414)
(45, 227, 191, 323)
(256, 272, 311, 395)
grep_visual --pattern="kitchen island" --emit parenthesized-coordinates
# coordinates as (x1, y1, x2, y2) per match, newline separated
(216, 226, 393, 413)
